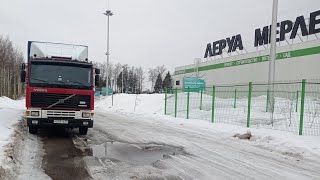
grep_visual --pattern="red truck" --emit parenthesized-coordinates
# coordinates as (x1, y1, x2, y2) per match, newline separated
(20, 41, 100, 135)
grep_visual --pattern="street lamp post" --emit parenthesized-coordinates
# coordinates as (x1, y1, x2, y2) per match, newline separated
(104, 9, 113, 96)
(122, 68, 124, 93)
(268, 0, 278, 123)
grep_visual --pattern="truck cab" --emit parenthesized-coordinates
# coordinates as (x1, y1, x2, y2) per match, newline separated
(21, 41, 100, 135)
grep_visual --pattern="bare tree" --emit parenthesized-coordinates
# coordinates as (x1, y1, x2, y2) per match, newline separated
(107, 62, 114, 88)
(113, 63, 122, 92)
(136, 66, 144, 93)
(148, 68, 158, 91)
(309, 99, 320, 128)
(278, 98, 295, 127)
(156, 65, 166, 78)
(0, 36, 25, 99)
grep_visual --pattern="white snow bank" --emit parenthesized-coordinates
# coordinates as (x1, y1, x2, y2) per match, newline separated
(0, 96, 25, 110)
(0, 97, 25, 174)
(95, 94, 164, 114)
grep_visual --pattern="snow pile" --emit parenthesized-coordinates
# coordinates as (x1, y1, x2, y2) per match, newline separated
(95, 94, 164, 115)
(0, 96, 25, 110)
(165, 92, 320, 136)
(0, 97, 25, 176)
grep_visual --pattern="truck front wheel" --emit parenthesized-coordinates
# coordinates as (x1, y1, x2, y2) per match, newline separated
(79, 127, 88, 135)
(29, 127, 38, 134)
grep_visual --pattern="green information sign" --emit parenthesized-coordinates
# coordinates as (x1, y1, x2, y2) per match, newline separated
(183, 77, 206, 92)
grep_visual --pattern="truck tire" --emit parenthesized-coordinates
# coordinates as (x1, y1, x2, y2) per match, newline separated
(79, 127, 88, 135)
(29, 127, 38, 134)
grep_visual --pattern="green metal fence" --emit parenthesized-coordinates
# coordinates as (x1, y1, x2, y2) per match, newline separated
(165, 80, 320, 136)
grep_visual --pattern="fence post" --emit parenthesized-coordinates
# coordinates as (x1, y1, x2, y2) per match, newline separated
(234, 89, 237, 108)
(187, 87, 190, 119)
(164, 88, 167, 115)
(247, 82, 252, 128)
(296, 90, 299, 112)
(211, 85, 215, 123)
(200, 89, 203, 110)
(299, 79, 306, 136)
(266, 88, 270, 112)
(175, 88, 178, 118)
(112, 93, 114, 106)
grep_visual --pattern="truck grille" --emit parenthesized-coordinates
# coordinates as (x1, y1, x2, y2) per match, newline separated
(46, 110, 76, 118)
(31, 93, 91, 109)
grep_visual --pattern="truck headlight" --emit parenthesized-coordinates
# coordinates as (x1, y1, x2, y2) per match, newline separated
(31, 111, 39, 117)
(32, 120, 38, 124)
(82, 112, 90, 118)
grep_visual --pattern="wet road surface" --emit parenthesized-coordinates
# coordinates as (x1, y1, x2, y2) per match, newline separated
(38, 127, 186, 180)
(40, 128, 91, 180)
(90, 142, 184, 166)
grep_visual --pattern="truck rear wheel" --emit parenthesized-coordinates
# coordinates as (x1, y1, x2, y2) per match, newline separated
(79, 127, 88, 135)
(29, 127, 38, 134)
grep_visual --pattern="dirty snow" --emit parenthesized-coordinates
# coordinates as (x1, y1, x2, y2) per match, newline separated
(91, 94, 320, 179)
(95, 94, 320, 156)
(0, 97, 25, 167)
(0, 97, 50, 180)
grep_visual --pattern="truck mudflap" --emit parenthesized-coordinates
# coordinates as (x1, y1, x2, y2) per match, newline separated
(26, 118, 93, 128)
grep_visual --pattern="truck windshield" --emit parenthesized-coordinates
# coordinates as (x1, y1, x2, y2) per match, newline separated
(30, 61, 92, 90)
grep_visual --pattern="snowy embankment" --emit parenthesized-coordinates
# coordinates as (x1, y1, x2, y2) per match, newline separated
(95, 94, 320, 158)
(95, 93, 164, 114)
(0, 97, 24, 160)
(0, 97, 24, 174)
(0, 97, 50, 180)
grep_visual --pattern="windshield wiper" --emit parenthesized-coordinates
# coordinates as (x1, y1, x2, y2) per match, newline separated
(53, 80, 88, 86)
(67, 80, 88, 86)
(31, 78, 48, 83)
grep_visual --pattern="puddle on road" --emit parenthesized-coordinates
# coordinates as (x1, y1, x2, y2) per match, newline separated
(90, 141, 184, 165)
(41, 128, 91, 180)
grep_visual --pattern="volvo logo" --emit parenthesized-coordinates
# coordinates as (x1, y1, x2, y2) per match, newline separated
(33, 88, 47, 92)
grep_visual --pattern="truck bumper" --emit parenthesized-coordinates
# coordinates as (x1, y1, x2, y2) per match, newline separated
(27, 118, 93, 128)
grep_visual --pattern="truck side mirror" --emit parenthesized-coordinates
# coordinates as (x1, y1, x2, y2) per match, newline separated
(20, 70, 26, 83)
(20, 63, 26, 70)
(95, 75, 100, 87)
(95, 68, 100, 75)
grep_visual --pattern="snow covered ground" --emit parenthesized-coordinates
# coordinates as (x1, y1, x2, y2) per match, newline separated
(165, 92, 320, 136)
(0, 97, 24, 168)
(92, 94, 320, 179)
(95, 94, 320, 156)
(0, 97, 50, 180)
(0, 94, 320, 179)
(95, 93, 165, 115)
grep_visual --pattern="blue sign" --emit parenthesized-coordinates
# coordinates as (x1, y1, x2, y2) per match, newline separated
(101, 87, 113, 96)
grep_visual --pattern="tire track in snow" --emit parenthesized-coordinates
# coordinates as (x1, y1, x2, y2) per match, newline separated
(93, 111, 320, 179)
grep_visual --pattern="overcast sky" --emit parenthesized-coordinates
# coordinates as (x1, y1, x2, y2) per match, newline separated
(1, 0, 320, 73)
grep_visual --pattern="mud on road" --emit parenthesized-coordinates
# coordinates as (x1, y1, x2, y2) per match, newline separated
(39, 127, 186, 180)
(40, 128, 92, 180)
(3, 121, 187, 180)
